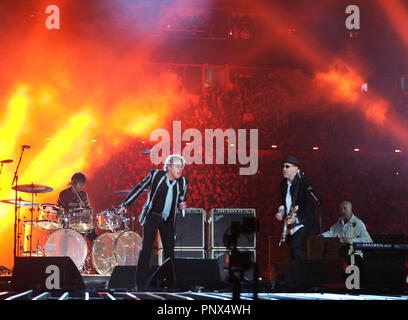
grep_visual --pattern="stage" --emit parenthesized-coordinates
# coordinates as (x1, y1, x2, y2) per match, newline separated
(2, 3, 408, 314)
(1, 273, 407, 301)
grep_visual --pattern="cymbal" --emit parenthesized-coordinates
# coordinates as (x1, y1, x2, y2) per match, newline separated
(41, 203, 58, 207)
(0, 199, 40, 206)
(12, 183, 53, 194)
(114, 188, 149, 195)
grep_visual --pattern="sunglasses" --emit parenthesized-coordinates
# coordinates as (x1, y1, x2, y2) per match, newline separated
(282, 164, 296, 169)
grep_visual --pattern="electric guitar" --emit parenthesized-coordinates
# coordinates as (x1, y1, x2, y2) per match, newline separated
(278, 206, 298, 246)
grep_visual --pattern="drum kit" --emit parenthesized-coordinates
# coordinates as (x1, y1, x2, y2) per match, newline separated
(1, 184, 142, 275)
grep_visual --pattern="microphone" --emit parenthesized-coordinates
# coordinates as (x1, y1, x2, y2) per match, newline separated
(296, 169, 302, 179)
(179, 195, 185, 217)
(21, 145, 31, 149)
(308, 186, 322, 205)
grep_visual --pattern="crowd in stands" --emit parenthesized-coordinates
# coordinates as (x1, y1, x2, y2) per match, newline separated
(156, 8, 260, 39)
(229, 12, 257, 40)
(159, 9, 209, 33)
(87, 67, 408, 279)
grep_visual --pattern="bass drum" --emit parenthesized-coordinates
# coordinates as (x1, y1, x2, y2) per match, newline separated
(44, 228, 88, 270)
(115, 231, 143, 266)
(91, 231, 142, 275)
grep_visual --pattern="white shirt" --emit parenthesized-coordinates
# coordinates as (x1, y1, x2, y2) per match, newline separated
(279, 180, 304, 235)
(321, 214, 373, 244)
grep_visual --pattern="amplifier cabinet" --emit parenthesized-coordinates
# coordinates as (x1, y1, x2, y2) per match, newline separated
(160, 248, 207, 262)
(175, 208, 206, 249)
(210, 249, 256, 281)
(209, 208, 256, 249)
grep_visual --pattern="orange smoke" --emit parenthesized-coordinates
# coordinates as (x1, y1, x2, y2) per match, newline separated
(315, 61, 363, 105)
(378, 0, 408, 49)
(0, 8, 192, 268)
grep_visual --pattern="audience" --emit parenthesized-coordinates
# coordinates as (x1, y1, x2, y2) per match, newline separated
(86, 69, 408, 280)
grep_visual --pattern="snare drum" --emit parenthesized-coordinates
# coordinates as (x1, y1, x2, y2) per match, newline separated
(96, 209, 122, 231)
(36, 204, 63, 231)
(44, 228, 88, 269)
(69, 207, 94, 233)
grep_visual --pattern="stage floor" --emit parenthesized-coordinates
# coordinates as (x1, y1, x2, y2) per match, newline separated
(1, 290, 408, 300)
(0, 274, 407, 300)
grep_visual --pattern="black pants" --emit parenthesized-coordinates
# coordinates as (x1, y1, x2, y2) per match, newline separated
(288, 227, 309, 260)
(136, 213, 175, 287)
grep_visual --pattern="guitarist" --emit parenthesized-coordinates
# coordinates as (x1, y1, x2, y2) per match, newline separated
(275, 156, 316, 260)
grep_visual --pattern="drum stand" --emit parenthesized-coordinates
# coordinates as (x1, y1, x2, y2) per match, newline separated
(80, 256, 92, 274)
(28, 192, 37, 257)
(16, 205, 23, 257)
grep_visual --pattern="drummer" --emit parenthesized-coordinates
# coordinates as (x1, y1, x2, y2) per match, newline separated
(57, 172, 97, 241)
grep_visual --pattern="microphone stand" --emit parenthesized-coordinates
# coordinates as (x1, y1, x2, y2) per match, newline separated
(12, 147, 27, 261)
(309, 189, 324, 259)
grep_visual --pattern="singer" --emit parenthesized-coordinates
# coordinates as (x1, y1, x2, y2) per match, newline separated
(118, 154, 188, 288)
(275, 156, 316, 260)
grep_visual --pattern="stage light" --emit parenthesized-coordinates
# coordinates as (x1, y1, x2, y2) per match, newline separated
(312, 146, 319, 150)
(271, 145, 278, 149)
(361, 82, 368, 93)
(354, 148, 360, 152)
(395, 149, 402, 153)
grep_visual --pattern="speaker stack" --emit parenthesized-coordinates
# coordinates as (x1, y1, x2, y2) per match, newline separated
(209, 208, 256, 281)
(154, 208, 257, 289)
(160, 208, 207, 261)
